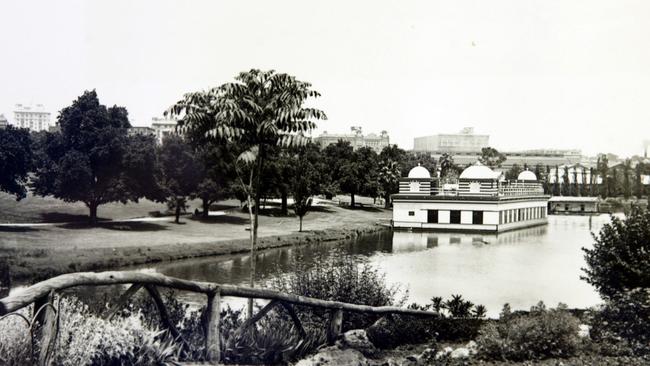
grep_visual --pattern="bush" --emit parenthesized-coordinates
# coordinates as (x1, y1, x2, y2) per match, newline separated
(582, 208, 650, 299)
(0, 307, 33, 365)
(271, 252, 405, 331)
(475, 302, 581, 361)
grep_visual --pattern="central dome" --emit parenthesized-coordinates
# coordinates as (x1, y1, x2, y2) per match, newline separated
(518, 170, 537, 181)
(459, 162, 498, 180)
(408, 165, 431, 179)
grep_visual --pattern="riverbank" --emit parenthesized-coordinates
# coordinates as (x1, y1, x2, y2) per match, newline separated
(0, 195, 391, 284)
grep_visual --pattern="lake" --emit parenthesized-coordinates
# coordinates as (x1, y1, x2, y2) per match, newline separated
(122, 214, 609, 317)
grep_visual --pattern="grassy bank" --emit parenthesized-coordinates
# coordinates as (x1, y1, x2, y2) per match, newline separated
(0, 193, 391, 284)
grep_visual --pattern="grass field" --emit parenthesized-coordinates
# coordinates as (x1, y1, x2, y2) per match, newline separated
(0, 192, 390, 283)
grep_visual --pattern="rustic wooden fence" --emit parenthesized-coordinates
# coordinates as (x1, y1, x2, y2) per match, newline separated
(0, 271, 440, 365)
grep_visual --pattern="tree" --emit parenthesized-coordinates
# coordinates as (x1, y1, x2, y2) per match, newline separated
(378, 145, 407, 208)
(562, 165, 571, 196)
(478, 147, 506, 169)
(0, 126, 33, 200)
(505, 164, 523, 181)
(336, 146, 379, 208)
(583, 208, 650, 299)
(158, 135, 202, 224)
(623, 159, 632, 199)
(610, 167, 619, 197)
(635, 162, 644, 199)
(554, 165, 560, 196)
(167, 69, 326, 317)
(598, 155, 609, 198)
(438, 153, 455, 179)
(290, 143, 324, 231)
(32, 90, 159, 224)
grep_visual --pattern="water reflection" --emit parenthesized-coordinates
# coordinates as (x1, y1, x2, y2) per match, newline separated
(8, 215, 611, 317)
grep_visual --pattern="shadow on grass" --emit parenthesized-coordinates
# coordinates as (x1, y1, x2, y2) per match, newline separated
(0, 226, 40, 232)
(59, 221, 168, 232)
(338, 205, 384, 213)
(188, 214, 249, 225)
(40, 212, 105, 223)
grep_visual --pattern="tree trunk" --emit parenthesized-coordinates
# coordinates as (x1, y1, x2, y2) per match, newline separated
(281, 190, 288, 215)
(248, 151, 265, 319)
(384, 194, 391, 209)
(350, 193, 355, 209)
(175, 198, 181, 224)
(202, 198, 210, 218)
(88, 201, 98, 225)
(299, 216, 303, 232)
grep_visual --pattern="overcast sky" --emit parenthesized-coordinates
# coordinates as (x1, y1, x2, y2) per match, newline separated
(1, 1, 649, 156)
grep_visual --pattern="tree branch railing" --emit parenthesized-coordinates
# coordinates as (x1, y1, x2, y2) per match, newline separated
(1, 271, 440, 364)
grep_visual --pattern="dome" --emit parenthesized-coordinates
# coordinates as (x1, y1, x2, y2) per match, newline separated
(518, 170, 537, 181)
(408, 165, 431, 179)
(459, 162, 498, 180)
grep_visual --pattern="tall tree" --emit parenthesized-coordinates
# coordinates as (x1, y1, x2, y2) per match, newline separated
(598, 154, 609, 198)
(290, 143, 324, 231)
(0, 126, 33, 200)
(610, 167, 619, 197)
(635, 162, 644, 199)
(32, 91, 158, 224)
(158, 135, 202, 224)
(167, 69, 326, 317)
(378, 145, 407, 208)
(336, 146, 379, 208)
(505, 164, 523, 180)
(438, 153, 455, 179)
(554, 165, 560, 196)
(573, 166, 580, 197)
(562, 165, 571, 196)
(478, 147, 507, 169)
(623, 159, 632, 199)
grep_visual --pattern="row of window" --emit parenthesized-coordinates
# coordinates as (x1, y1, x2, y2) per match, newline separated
(499, 207, 546, 224)
(407, 207, 547, 225)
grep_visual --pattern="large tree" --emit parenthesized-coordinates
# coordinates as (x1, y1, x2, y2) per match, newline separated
(478, 147, 507, 169)
(167, 69, 326, 317)
(0, 126, 33, 200)
(378, 145, 407, 208)
(32, 91, 159, 224)
(158, 135, 203, 224)
(290, 143, 324, 231)
(327, 144, 379, 208)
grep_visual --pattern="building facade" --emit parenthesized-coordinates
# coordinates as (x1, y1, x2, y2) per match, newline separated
(128, 126, 155, 137)
(392, 163, 549, 233)
(151, 117, 178, 144)
(11, 104, 51, 132)
(413, 127, 489, 153)
(314, 127, 389, 153)
(0, 114, 8, 129)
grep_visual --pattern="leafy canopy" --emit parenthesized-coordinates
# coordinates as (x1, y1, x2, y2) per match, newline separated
(0, 126, 33, 200)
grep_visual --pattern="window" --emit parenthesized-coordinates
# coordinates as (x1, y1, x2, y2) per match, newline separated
(408, 211, 415, 216)
(427, 210, 438, 223)
(450, 210, 461, 224)
(472, 211, 483, 225)
(565, 204, 570, 211)
(580, 204, 585, 212)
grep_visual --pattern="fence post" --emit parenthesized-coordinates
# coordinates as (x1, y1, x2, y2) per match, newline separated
(205, 288, 221, 363)
(326, 308, 343, 345)
(38, 290, 57, 366)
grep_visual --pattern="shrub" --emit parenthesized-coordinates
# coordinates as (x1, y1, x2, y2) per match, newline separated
(272, 252, 405, 330)
(475, 302, 581, 361)
(582, 208, 650, 299)
(0, 307, 33, 365)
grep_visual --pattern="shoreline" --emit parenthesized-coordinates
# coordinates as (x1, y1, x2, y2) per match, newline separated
(7, 222, 391, 285)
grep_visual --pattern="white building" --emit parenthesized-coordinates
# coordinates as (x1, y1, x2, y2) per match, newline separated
(392, 162, 549, 233)
(413, 127, 489, 153)
(12, 104, 51, 132)
(0, 114, 8, 129)
(151, 117, 178, 144)
(314, 127, 390, 153)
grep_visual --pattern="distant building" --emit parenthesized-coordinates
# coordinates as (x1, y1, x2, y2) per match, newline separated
(548, 196, 599, 214)
(414, 127, 489, 154)
(500, 149, 583, 170)
(314, 127, 390, 153)
(11, 104, 51, 132)
(0, 114, 8, 129)
(128, 126, 155, 137)
(151, 117, 178, 144)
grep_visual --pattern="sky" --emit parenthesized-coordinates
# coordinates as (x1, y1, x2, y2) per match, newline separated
(1, 0, 649, 157)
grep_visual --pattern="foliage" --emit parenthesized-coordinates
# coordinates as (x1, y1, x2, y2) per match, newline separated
(0, 126, 33, 200)
(272, 252, 404, 331)
(378, 145, 407, 207)
(157, 135, 202, 223)
(475, 302, 581, 361)
(290, 144, 324, 231)
(505, 164, 523, 181)
(31, 90, 159, 223)
(337, 145, 379, 207)
(0, 307, 33, 365)
(437, 153, 454, 179)
(192, 143, 238, 217)
(582, 207, 650, 299)
(478, 147, 506, 169)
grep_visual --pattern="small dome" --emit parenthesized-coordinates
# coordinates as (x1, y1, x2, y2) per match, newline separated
(408, 165, 431, 178)
(518, 170, 537, 181)
(460, 162, 498, 180)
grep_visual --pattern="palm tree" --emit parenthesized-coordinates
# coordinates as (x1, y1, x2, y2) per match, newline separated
(167, 69, 326, 317)
(378, 159, 401, 208)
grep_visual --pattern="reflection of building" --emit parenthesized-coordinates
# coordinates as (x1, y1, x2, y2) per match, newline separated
(414, 127, 488, 153)
(548, 197, 599, 214)
(392, 162, 549, 233)
(314, 127, 389, 153)
(151, 117, 178, 144)
(11, 104, 51, 132)
(0, 114, 8, 129)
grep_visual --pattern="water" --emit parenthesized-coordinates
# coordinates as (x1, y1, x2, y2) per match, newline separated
(123, 214, 608, 317)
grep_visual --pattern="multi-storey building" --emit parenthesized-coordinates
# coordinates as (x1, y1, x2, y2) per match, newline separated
(128, 126, 155, 137)
(0, 114, 8, 129)
(12, 104, 51, 132)
(313, 127, 390, 153)
(151, 117, 178, 144)
(413, 127, 489, 154)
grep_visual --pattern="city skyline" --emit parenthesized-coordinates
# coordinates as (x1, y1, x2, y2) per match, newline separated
(1, 1, 649, 156)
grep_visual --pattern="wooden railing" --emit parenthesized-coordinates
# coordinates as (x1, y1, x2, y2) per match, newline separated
(0, 271, 440, 365)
